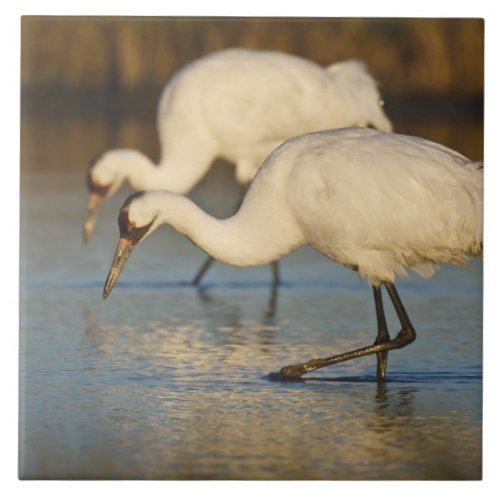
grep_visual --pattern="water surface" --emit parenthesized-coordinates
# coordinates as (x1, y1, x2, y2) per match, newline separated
(19, 108, 483, 480)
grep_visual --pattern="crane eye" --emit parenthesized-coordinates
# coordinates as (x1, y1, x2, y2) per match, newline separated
(87, 171, 112, 196)
(118, 210, 156, 243)
(118, 211, 134, 235)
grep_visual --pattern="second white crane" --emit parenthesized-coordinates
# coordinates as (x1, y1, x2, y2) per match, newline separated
(85, 48, 392, 286)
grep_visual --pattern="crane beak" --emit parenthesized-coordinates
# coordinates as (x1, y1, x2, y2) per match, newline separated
(103, 237, 136, 299)
(83, 192, 104, 244)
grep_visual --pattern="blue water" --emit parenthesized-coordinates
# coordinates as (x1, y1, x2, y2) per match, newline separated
(18, 168, 482, 480)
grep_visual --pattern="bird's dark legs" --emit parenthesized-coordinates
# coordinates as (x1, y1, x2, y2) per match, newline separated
(384, 281, 416, 348)
(265, 264, 280, 318)
(193, 256, 280, 288)
(279, 282, 416, 379)
(271, 260, 280, 288)
(373, 285, 390, 381)
(192, 255, 215, 286)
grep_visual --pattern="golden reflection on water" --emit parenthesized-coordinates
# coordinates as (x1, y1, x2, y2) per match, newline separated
(35, 293, 476, 481)
(20, 276, 482, 480)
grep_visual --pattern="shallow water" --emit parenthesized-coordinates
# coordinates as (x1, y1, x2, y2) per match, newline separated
(19, 165, 483, 480)
(19, 98, 483, 480)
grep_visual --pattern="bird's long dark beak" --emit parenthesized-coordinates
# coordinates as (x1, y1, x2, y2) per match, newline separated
(103, 237, 136, 299)
(83, 192, 104, 244)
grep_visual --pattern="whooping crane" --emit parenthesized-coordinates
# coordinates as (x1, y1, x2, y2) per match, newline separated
(86, 48, 392, 286)
(102, 127, 482, 380)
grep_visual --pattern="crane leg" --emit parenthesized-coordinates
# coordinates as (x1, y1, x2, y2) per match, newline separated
(265, 264, 280, 318)
(271, 260, 280, 287)
(192, 255, 216, 286)
(373, 285, 390, 381)
(278, 282, 416, 379)
(193, 254, 282, 288)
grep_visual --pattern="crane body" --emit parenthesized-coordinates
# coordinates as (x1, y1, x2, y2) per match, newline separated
(103, 128, 483, 380)
(86, 48, 392, 285)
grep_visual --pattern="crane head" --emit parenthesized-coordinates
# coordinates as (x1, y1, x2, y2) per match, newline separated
(83, 169, 112, 244)
(102, 192, 156, 299)
(83, 151, 130, 244)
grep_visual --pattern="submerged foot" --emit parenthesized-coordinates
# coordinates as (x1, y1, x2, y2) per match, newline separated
(267, 366, 306, 381)
(277, 363, 308, 380)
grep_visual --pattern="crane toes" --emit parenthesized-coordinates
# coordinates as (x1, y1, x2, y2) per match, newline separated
(277, 363, 309, 380)
(267, 366, 306, 381)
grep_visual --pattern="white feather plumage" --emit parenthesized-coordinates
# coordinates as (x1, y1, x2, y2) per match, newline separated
(118, 128, 482, 286)
(89, 48, 392, 199)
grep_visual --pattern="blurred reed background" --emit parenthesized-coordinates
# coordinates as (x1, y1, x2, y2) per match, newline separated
(20, 16, 484, 175)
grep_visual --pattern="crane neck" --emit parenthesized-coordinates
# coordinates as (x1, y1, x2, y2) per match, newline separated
(120, 149, 215, 194)
(142, 191, 305, 267)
